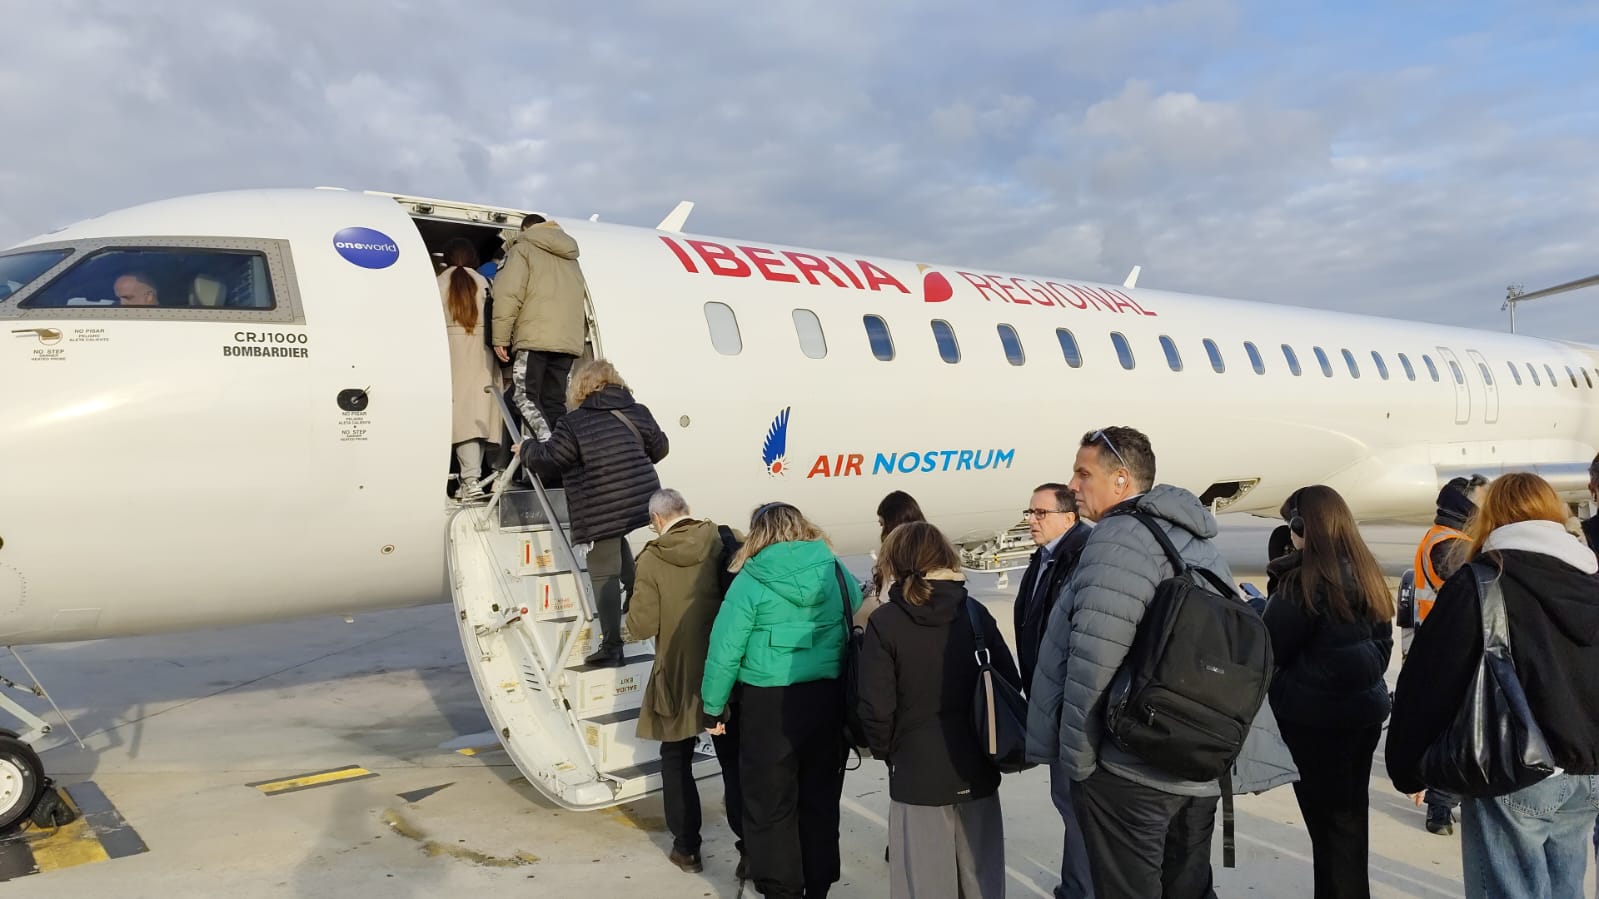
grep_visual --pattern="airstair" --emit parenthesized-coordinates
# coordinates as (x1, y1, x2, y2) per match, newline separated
(446, 460, 719, 811)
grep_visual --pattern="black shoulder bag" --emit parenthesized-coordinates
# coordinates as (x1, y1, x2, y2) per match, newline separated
(835, 563, 871, 753)
(964, 598, 1034, 773)
(1418, 560, 1555, 797)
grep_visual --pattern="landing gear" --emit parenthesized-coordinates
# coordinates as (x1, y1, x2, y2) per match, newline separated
(0, 731, 44, 833)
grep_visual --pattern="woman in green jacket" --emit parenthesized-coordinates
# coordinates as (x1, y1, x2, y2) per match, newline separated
(701, 502, 862, 899)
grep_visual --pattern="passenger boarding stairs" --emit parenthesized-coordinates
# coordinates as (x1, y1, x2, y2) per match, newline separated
(446, 461, 719, 811)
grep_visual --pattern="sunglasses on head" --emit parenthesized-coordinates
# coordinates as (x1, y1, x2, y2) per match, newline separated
(1091, 429, 1128, 472)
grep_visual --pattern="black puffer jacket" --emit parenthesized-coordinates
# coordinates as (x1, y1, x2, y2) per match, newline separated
(858, 580, 1021, 806)
(1388, 529, 1599, 793)
(1263, 556, 1393, 729)
(521, 384, 668, 543)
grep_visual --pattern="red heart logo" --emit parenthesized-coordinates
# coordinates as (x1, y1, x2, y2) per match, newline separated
(922, 270, 953, 303)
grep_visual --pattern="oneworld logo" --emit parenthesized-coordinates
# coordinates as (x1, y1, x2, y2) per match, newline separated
(333, 227, 400, 269)
(759, 407, 1015, 479)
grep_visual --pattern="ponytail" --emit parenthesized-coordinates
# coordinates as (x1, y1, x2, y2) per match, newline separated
(446, 267, 480, 333)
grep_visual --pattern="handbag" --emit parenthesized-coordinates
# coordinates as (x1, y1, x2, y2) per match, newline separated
(835, 563, 872, 752)
(1417, 560, 1555, 798)
(964, 598, 1035, 773)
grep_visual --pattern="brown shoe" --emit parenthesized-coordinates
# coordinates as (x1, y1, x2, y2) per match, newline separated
(668, 848, 702, 873)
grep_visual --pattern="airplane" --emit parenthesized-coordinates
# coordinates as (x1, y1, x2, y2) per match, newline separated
(0, 186, 1594, 827)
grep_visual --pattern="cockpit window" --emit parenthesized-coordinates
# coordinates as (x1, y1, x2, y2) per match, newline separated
(0, 249, 73, 302)
(19, 247, 275, 310)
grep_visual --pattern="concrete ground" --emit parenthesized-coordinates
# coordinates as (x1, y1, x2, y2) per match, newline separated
(0, 516, 1592, 897)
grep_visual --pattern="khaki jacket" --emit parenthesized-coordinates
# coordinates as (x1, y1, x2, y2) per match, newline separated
(626, 518, 724, 742)
(491, 222, 588, 355)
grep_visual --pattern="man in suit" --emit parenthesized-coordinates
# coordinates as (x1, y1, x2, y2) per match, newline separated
(1014, 482, 1094, 899)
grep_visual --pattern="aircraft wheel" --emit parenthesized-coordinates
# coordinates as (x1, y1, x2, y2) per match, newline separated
(0, 734, 43, 833)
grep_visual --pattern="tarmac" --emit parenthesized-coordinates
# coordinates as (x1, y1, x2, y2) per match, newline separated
(0, 516, 1592, 897)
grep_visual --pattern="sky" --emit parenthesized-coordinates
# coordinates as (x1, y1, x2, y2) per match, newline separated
(4, 1, 1599, 338)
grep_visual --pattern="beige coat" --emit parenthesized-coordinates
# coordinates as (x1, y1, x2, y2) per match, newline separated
(438, 267, 500, 442)
(491, 222, 588, 356)
(625, 518, 724, 743)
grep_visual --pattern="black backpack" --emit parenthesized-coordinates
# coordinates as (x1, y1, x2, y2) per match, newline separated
(1105, 512, 1273, 783)
(714, 525, 742, 599)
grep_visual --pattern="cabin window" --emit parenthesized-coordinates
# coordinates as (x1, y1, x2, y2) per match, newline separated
(1244, 341, 1265, 374)
(1584, 369, 1594, 389)
(1528, 363, 1542, 386)
(1448, 359, 1465, 385)
(1313, 346, 1334, 378)
(704, 302, 743, 355)
(1056, 328, 1083, 368)
(1341, 349, 1360, 378)
(1545, 364, 1558, 387)
(1506, 361, 1523, 386)
(18, 246, 277, 311)
(791, 309, 827, 359)
(863, 314, 895, 361)
(1159, 335, 1183, 371)
(1567, 365, 1580, 388)
(1398, 353, 1416, 381)
(1203, 338, 1225, 373)
(931, 320, 960, 364)
(1479, 363, 1494, 386)
(1371, 351, 1390, 380)
(1111, 332, 1135, 370)
(1281, 344, 1302, 376)
(997, 324, 1025, 366)
(1423, 355, 1440, 382)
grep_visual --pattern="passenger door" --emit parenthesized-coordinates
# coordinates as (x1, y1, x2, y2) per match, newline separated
(1465, 349, 1500, 424)
(1436, 346, 1472, 425)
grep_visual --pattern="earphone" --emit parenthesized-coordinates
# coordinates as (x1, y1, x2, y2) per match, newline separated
(1288, 507, 1305, 537)
(1116, 476, 1126, 486)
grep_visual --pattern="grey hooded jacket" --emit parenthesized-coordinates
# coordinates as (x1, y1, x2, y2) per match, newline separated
(1025, 485, 1298, 797)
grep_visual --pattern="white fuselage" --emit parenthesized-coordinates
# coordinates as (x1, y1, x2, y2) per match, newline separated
(1, 188, 1594, 645)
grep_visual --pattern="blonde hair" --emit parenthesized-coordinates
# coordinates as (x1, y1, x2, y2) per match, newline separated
(876, 522, 962, 606)
(728, 502, 829, 572)
(1466, 473, 1568, 562)
(566, 358, 626, 410)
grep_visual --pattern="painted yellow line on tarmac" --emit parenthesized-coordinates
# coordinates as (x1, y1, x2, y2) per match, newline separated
(247, 765, 378, 796)
(0, 782, 146, 881)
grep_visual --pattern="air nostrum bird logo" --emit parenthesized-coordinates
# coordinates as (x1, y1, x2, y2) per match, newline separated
(761, 407, 791, 477)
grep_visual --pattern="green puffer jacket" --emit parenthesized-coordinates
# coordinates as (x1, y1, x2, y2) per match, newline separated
(701, 540, 863, 716)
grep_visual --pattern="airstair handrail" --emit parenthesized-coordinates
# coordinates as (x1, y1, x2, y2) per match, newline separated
(483, 392, 600, 630)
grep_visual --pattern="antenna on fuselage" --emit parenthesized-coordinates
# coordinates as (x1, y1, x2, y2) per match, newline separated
(656, 201, 695, 233)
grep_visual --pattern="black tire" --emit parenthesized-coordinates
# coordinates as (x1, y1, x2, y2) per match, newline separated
(0, 735, 44, 834)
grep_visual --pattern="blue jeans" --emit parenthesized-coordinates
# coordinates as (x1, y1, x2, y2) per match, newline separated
(1049, 761, 1095, 898)
(1461, 773, 1599, 899)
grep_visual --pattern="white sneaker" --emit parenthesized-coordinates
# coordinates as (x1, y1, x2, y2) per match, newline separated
(457, 477, 483, 501)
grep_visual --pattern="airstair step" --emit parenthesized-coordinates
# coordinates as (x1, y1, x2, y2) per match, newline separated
(569, 652, 655, 674)
(605, 753, 716, 783)
(497, 487, 571, 531)
(567, 656, 654, 717)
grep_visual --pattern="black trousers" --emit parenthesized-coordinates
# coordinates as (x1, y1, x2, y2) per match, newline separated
(587, 537, 634, 650)
(739, 679, 846, 899)
(1073, 767, 1219, 899)
(660, 721, 744, 856)
(512, 349, 575, 433)
(1277, 721, 1381, 899)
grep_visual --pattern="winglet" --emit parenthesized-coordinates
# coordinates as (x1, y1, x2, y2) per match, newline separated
(589, 213, 600, 222)
(1123, 265, 1142, 289)
(657, 201, 695, 233)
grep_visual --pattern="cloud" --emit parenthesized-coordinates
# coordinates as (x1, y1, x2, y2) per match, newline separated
(3, 1, 1599, 338)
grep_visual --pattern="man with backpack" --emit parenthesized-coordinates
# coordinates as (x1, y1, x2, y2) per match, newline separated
(1026, 426, 1268, 899)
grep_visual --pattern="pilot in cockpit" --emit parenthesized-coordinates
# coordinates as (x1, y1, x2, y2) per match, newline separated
(112, 272, 160, 306)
